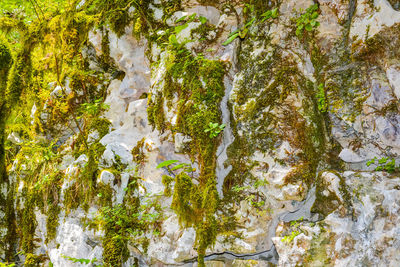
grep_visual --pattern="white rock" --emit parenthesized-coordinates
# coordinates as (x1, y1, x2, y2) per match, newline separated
(339, 148, 364, 163)
(98, 170, 114, 185)
(7, 132, 22, 144)
(88, 30, 103, 56)
(386, 64, 400, 99)
(49, 220, 102, 267)
(149, 4, 163, 21)
(174, 133, 192, 153)
(350, 0, 400, 41)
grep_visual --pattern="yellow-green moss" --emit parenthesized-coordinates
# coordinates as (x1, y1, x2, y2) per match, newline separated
(5, 50, 32, 108)
(20, 190, 38, 253)
(24, 253, 45, 267)
(0, 41, 13, 259)
(88, 117, 111, 139)
(131, 138, 147, 166)
(148, 43, 227, 264)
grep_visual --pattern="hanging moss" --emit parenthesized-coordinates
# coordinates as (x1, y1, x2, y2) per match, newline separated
(24, 253, 45, 267)
(147, 92, 166, 132)
(148, 43, 226, 264)
(5, 49, 32, 108)
(44, 174, 63, 243)
(131, 138, 147, 165)
(88, 117, 112, 139)
(0, 39, 12, 184)
(0, 40, 12, 77)
(20, 190, 39, 253)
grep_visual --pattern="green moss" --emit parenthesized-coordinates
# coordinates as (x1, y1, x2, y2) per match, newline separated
(147, 43, 226, 264)
(311, 171, 353, 217)
(311, 173, 342, 217)
(161, 174, 174, 197)
(24, 253, 45, 267)
(190, 22, 217, 47)
(131, 138, 147, 165)
(88, 117, 111, 139)
(97, 183, 114, 207)
(2, 183, 17, 262)
(46, 202, 61, 243)
(0, 40, 12, 74)
(20, 190, 38, 253)
(147, 92, 166, 132)
(5, 50, 32, 108)
(171, 172, 198, 225)
(0, 41, 13, 258)
(102, 233, 126, 267)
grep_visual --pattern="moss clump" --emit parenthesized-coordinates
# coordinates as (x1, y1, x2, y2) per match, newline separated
(43, 174, 63, 243)
(0, 40, 12, 75)
(20, 191, 38, 254)
(147, 92, 166, 132)
(84, 0, 154, 38)
(149, 43, 226, 265)
(161, 174, 174, 197)
(98, 195, 162, 266)
(0, 41, 13, 259)
(311, 173, 342, 217)
(24, 253, 45, 267)
(46, 202, 61, 243)
(66, 142, 106, 213)
(5, 50, 32, 109)
(88, 117, 111, 139)
(102, 232, 126, 267)
(131, 138, 147, 166)
(97, 183, 113, 207)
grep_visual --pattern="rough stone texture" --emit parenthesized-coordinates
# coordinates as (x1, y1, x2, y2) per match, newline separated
(6, 0, 400, 266)
(273, 171, 400, 266)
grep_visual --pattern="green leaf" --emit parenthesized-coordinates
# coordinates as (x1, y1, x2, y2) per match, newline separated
(298, 24, 304, 30)
(156, 160, 179, 169)
(378, 157, 388, 164)
(228, 28, 240, 37)
(169, 34, 178, 45)
(310, 20, 316, 27)
(239, 28, 248, 38)
(175, 15, 187, 23)
(171, 163, 189, 171)
(261, 10, 272, 18)
(223, 32, 239, 45)
(366, 158, 375, 166)
(271, 8, 278, 18)
(199, 16, 207, 24)
(175, 23, 189, 34)
(311, 11, 319, 19)
(245, 17, 256, 28)
(188, 13, 197, 22)
(295, 28, 302, 36)
(305, 24, 313, 31)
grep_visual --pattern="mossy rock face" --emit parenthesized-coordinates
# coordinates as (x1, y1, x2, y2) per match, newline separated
(227, 34, 327, 193)
(311, 171, 352, 217)
(311, 172, 342, 217)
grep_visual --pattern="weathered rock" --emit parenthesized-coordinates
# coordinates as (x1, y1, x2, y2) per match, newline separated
(7, 0, 400, 266)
